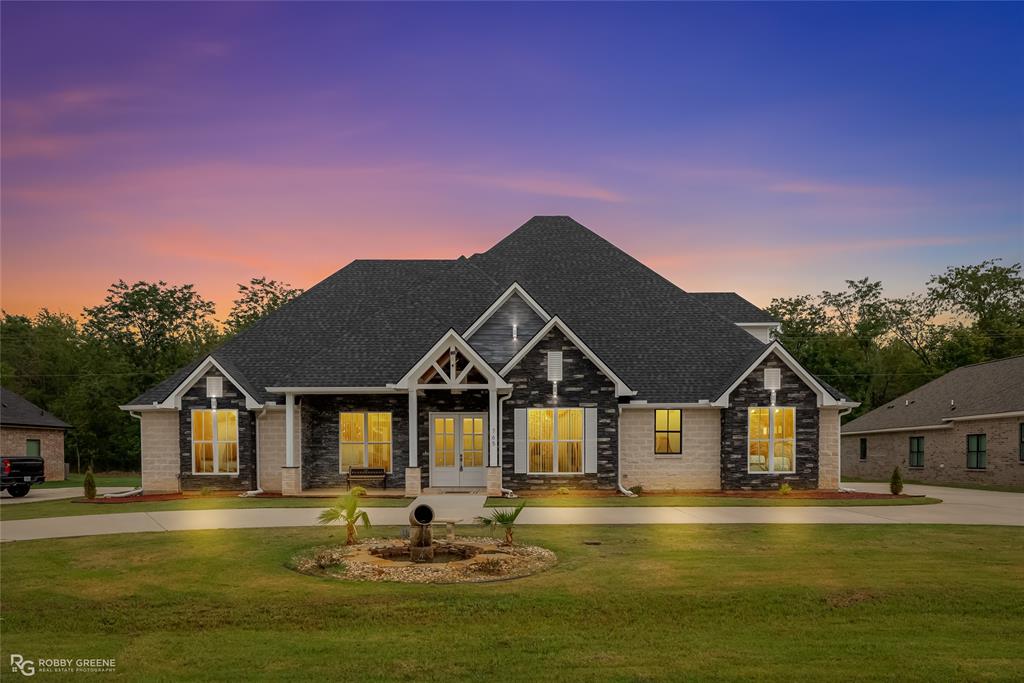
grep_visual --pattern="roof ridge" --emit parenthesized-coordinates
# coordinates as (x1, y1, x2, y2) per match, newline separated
(953, 353, 1024, 370)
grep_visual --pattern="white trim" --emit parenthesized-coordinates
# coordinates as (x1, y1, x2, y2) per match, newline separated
(843, 423, 953, 436)
(118, 404, 176, 411)
(736, 322, 782, 329)
(713, 342, 847, 408)
(746, 405, 796, 474)
(463, 282, 552, 339)
(156, 356, 262, 410)
(620, 402, 718, 410)
(190, 407, 240, 475)
(525, 407, 585, 475)
(428, 412, 488, 487)
(266, 386, 399, 394)
(393, 329, 512, 390)
(499, 316, 636, 397)
(943, 410, 1024, 423)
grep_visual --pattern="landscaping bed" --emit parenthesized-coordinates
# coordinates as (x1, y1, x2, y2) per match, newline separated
(489, 491, 941, 507)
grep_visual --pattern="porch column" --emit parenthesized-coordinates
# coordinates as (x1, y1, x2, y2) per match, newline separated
(285, 393, 295, 467)
(486, 386, 502, 495)
(408, 389, 418, 467)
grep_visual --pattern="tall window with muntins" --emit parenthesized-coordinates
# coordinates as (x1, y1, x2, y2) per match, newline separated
(462, 417, 485, 468)
(433, 416, 456, 468)
(192, 409, 238, 474)
(340, 412, 392, 472)
(909, 436, 924, 468)
(966, 434, 986, 470)
(654, 409, 682, 454)
(859, 438, 867, 461)
(748, 406, 796, 473)
(527, 408, 583, 474)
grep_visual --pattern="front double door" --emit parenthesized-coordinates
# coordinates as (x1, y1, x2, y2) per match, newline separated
(430, 413, 487, 487)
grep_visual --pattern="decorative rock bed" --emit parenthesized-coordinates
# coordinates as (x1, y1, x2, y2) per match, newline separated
(291, 537, 556, 584)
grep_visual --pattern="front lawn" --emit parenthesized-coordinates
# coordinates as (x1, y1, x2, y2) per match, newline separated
(842, 477, 1024, 494)
(1, 525, 1020, 681)
(487, 494, 941, 507)
(35, 472, 141, 489)
(0, 494, 408, 521)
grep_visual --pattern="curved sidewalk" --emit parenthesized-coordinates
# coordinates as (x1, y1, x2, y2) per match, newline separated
(1, 483, 1021, 542)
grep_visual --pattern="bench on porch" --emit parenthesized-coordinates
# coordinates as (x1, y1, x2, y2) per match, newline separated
(347, 467, 387, 490)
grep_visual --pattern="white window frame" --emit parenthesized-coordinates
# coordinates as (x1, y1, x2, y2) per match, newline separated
(527, 407, 584, 475)
(746, 406, 796, 474)
(339, 411, 393, 473)
(191, 408, 239, 475)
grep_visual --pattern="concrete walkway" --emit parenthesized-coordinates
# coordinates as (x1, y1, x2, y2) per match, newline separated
(1, 486, 134, 505)
(1, 484, 1020, 542)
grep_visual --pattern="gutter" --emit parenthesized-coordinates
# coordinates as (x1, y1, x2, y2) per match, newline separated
(497, 392, 516, 498)
(241, 406, 268, 497)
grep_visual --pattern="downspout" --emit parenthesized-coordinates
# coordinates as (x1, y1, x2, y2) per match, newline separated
(107, 412, 145, 498)
(241, 406, 268, 497)
(497, 392, 516, 497)
(837, 406, 854, 492)
(616, 405, 637, 497)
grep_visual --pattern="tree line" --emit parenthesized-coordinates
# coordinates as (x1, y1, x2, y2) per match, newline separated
(1, 261, 1021, 472)
(0, 278, 301, 471)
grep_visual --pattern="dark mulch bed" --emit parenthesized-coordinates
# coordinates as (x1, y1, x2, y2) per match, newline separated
(73, 492, 283, 504)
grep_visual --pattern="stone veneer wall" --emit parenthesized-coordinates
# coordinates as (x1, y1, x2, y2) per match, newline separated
(721, 353, 820, 490)
(416, 389, 490, 490)
(619, 408, 721, 491)
(841, 415, 1024, 488)
(178, 369, 257, 491)
(0, 426, 66, 481)
(501, 328, 618, 491)
(301, 394, 409, 489)
(140, 411, 179, 492)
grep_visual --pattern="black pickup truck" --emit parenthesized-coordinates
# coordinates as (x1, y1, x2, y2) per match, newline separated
(2, 456, 45, 497)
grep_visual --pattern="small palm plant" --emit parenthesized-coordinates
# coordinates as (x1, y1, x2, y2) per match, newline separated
(317, 487, 370, 545)
(477, 502, 526, 545)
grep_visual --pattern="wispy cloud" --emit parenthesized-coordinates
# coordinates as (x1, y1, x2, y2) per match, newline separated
(452, 170, 625, 203)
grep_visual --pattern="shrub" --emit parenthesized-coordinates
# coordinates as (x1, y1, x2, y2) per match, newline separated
(478, 502, 526, 545)
(778, 483, 792, 496)
(83, 467, 97, 499)
(556, 487, 571, 496)
(890, 466, 904, 495)
(318, 493, 371, 545)
(628, 485, 644, 495)
(199, 486, 213, 497)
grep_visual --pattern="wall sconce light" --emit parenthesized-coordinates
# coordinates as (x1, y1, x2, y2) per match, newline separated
(512, 323, 518, 341)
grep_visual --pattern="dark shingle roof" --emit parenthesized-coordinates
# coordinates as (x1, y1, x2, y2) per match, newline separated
(130, 216, 798, 404)
(841, 355, 1024, 433)
(690, 292, 778, 324)
(1, 387, 70, 429)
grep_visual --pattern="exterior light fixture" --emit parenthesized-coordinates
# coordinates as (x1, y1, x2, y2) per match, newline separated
(512, 323, 518, 341)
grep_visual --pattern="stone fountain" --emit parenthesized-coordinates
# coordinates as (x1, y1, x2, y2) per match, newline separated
(409, 503, 434, 563)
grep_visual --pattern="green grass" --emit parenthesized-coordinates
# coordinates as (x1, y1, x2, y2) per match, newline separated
(0, 495, 408, 521)
(843, 477, 1024, 494)
(487, 495, 941, 507)
(36, 472, 141, 489)
(1, 525, 1021, 681)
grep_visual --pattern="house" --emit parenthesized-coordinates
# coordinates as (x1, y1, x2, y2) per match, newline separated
(121, 216, 855, 496)
(1, 386, 69, 481)
(841, 356, 1024, 488)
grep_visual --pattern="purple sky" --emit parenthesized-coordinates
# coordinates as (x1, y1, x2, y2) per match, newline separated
(2, 2, 1021, 318)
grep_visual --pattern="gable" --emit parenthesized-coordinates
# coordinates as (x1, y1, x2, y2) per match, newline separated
(467, 292, 548, 367)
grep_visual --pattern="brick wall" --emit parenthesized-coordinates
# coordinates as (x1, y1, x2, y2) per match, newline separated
(842, 415, 1024, 487)
(501, 328, 619, 491)
(619, 408, 721, 491)
(140, 411, 179, 492)
(0, 426, 65, 481)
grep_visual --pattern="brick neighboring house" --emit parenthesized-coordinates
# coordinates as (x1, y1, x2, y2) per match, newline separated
(841, 356, 1024, 488)
(122, 216, 857, 496)
(1, 386, 69, 481)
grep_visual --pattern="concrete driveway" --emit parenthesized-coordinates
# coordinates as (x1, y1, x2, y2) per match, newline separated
(1, 484, 1020, 542)
(1, 486, 135, 505)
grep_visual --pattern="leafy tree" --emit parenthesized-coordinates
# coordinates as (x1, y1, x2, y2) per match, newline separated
(889, 466, 903, 495)
(224, 277, 303, 334)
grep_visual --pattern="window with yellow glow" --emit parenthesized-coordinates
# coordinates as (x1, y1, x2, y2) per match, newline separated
(339, 412, 392, 472)
(654, 409, 682, 454)
(192, 409, 238, 474)
(527, 408, 583, 474)
(747, 407, 795, 473)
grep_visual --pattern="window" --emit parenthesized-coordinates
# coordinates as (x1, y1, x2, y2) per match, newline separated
(909, 437, 924, 468)
(967, 434, 987, 470)
(859, 438, 867, 461)
(654, 409, 682, 454)
(527, 408, 583, 474)
(192, 409, 238, 474)
(748, 406, 795, 473)
(25, 439, 40, 458)
(340, 412, 392, 472)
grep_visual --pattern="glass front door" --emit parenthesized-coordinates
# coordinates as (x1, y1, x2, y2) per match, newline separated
(430, 413, 487, 487)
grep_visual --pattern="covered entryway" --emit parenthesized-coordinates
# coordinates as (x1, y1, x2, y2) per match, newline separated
(429, 412, 487, 487)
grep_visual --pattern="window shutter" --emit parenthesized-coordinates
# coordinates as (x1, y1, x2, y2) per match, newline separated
(584, 407, 598, 473)
(514, 409, 528, 474)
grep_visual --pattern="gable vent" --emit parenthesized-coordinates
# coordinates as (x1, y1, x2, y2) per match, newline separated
(547, 351, 563, 382)
(763, 368, 781, 392)
(206, 376, 224, 398)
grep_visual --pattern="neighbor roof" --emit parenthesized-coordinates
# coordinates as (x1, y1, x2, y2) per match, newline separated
(130, 216, 837, 405)
(841, 355, 1024, 434)
(690, 292, 778, 324)
(1, 387, 70, 429)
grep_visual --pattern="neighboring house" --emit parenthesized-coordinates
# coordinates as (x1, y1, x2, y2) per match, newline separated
(1, 386, 69, 481)
(121, 216, 856, 496)
(841, 356, 1024, 488)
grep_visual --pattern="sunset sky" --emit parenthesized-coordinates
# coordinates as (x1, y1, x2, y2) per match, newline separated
(2, 2, 1021, 320)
